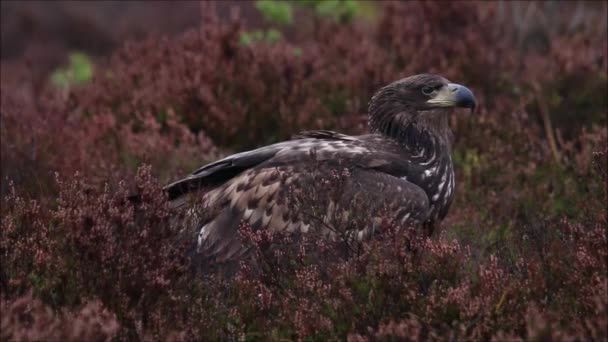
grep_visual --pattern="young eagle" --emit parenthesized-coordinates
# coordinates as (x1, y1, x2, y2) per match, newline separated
(165, 74, 476, 267)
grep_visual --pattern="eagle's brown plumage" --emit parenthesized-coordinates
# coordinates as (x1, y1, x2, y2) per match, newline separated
(165, 74, 476, 274)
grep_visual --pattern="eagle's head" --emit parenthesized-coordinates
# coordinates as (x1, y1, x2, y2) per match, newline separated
(368, 74, 476, 141)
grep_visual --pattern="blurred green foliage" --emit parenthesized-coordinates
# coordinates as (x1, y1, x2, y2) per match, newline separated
(50, 52, 93, 89)
(239, 28, 283, 46)
(242, 0, 364, 47)
(256, 0, 293, 25)
(2, 2, 606, 339)
(299, 0, 360, 23)
(241, 1, 291, 47)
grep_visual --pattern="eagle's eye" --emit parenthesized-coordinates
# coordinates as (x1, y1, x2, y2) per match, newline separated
(421, 86, 436, 96)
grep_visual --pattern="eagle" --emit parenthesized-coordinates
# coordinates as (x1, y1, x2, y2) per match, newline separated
(164, 74, 476, 272)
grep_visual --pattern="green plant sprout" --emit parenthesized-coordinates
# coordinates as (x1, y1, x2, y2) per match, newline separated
(51, 52, 94, 89)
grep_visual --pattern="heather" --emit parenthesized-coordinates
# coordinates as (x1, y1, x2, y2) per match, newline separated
(1, 1, 607, 340)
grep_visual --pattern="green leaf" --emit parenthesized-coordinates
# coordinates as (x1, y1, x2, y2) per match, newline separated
(297, 0, 361, 23)
(240, 30, 264, 46)
(50, 69, 70, 89)
(255, 0, 293, 25)
(239, 32, 255, 46)
(264, 29, 283, 44)
(240, 29, 282, 46)
(315, 0, 341, 17)
(69, 52, 93, 84)
(50, 51, 94, 89)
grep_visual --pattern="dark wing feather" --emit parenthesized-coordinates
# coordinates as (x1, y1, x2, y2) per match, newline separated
(165, 133, 432, 204)
(165, 132, 376, 201)
(292, 130, 357, 141)
(164, 141, 293, 200)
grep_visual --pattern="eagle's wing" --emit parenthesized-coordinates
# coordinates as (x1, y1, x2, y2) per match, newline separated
(292, 129, 357, 141)
(166, 132, 431, 275)
(164, 133, 386, 201)
(190, 165, 430, 277)
(164, 143, 281, 201)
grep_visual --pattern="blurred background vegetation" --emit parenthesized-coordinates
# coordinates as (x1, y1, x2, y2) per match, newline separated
(1, 1, 606, 340)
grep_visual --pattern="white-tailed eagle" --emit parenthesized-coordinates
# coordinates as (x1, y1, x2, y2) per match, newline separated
(164, 74, 476, 272)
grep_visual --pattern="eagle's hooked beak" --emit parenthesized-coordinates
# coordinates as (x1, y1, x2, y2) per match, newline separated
(427, 83, 476, 113)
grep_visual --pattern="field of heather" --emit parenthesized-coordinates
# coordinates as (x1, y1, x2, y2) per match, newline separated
(1, 1, 607, 341)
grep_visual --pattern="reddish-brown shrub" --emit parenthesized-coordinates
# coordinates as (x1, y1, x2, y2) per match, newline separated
(1, 291, 119, 342)
(1, 1, 606, 340)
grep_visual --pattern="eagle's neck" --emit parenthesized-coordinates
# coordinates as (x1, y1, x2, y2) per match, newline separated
(368, 104, 452, 154)
(368, 104, 455, 222)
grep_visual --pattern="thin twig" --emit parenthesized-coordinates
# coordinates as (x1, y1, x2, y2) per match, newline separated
(535, 85, 561, 165)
